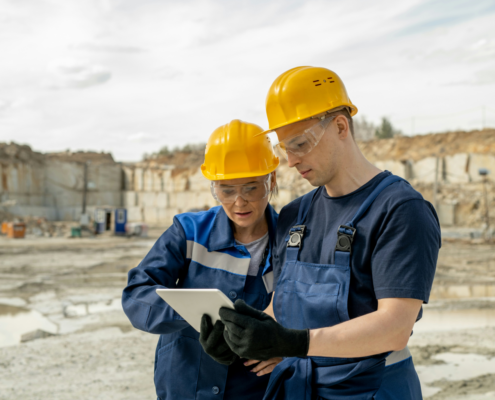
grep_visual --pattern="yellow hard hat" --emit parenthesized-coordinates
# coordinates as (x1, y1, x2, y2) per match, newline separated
(263, 66, 358, 133)
(201, 119, 279, 180)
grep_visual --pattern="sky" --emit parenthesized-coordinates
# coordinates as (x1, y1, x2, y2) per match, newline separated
(0, 0, 494, 161)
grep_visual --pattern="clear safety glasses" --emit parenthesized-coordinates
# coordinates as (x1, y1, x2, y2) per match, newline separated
(211, 174, 272, 204)
(274, 115, 336, 159)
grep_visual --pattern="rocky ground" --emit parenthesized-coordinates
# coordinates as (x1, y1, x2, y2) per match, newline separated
(0, 233, 494, 399)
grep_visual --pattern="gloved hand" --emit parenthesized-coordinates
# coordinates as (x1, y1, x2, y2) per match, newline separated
(199, 314, 238, 365)
(219, 299, 309, 361)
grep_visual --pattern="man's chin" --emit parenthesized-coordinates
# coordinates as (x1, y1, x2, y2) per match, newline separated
(300, 171, 318, 186)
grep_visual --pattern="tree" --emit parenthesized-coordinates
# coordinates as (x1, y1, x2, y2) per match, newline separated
(354, 116, 376, 141)
(375, 117, 401, 139)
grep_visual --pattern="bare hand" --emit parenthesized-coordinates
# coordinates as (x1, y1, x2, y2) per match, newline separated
(244, 357, 283, 376)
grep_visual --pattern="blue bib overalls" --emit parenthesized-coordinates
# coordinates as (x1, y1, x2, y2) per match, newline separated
(267, 175, 422, 400)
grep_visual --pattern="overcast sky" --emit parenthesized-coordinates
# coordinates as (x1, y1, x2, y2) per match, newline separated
(1, 0, 494, 161)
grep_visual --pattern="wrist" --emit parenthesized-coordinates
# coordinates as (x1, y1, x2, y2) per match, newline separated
(285, 328, 309, 358)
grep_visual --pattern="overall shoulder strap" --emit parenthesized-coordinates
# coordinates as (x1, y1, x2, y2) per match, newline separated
(347, 175, 404, 228)
(296, 187, 320, 226)
(284, 187, 321, 261)
(335, 175, 404, 256)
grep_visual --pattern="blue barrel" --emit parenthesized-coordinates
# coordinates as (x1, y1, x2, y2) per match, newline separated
(115, 208, 127, 235)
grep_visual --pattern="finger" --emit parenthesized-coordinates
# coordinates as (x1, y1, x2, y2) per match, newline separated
(223, 322, 242, 341)
(223, 320, 244, 337)
(219, 307, 243, 323)
(244, 359, 260, 367)
(212, 319, 225, 332)
(233, 299, 267, 320)
(250, 360, 272, 373)
(206, 320, 225, 347)
(219, 308, 250, 330)
(223, 329, 243, 355)
(200, 314, 213, 340)
(255, 362, 278, 376)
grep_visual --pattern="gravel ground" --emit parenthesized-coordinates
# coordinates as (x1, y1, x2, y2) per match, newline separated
(1, 235, 495, 399)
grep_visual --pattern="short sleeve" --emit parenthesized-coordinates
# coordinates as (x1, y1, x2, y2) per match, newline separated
(371, 199, 440, 303)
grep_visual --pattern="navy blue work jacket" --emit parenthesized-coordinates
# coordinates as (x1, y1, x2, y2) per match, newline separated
(122, 205, 278, 400)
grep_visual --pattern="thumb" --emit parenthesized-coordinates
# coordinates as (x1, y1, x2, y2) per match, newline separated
(234, 299, 269, 321)
(200, 314, 213, 337)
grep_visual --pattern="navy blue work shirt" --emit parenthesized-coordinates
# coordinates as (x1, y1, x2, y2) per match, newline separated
(273, 171, 441, 320)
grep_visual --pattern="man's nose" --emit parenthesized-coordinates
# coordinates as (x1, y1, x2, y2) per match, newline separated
(287, 152, 300, 168)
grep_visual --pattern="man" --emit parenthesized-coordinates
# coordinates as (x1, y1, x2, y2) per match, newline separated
(213, 66, 440, 399)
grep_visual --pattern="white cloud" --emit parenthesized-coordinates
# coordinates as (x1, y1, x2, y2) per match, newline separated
(70, 43, 145, 53)
(127, 132, 159, 142)
(46, 58, 111, 89)
(0, 0, 494, 161)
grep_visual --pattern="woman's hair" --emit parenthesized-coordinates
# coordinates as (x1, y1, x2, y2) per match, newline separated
(269, 174, 278, 200)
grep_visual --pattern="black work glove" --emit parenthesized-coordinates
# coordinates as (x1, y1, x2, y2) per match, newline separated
(199, 314, 238, 365)
(219, 299, 309, 361)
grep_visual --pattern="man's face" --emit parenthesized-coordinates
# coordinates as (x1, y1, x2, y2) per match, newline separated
(275, 116, 346, 187)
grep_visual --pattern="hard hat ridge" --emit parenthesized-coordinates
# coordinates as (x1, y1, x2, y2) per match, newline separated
(262, 66, 358, 134)
(201, 119, 279, 181)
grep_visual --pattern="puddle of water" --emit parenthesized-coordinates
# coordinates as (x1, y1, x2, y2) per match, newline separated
(419, 353, 495, 383)
(0, 304, 58, 347)
(415, 308, 495, 333)
(417, 353, 495, 398)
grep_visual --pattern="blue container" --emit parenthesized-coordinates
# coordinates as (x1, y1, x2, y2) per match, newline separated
(115, 208, 127, 235)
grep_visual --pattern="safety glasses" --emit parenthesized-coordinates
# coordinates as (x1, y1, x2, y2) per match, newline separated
(274, 115, 336, 159)
(211, 174, 272, 204)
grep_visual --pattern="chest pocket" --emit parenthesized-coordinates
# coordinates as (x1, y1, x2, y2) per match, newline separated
(275, 262, 350, 330)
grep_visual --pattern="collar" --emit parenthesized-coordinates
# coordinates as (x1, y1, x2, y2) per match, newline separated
(207, 204, 279, 252)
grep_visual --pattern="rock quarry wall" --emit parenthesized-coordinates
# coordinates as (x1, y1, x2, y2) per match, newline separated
(1, 129, 495, 229)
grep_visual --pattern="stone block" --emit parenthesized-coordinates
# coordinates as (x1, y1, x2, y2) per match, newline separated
(143, 169, 154, 191)
(157, 208, 177, 226)
(152, 170, 164, 191)
(122, 166, 134, 191)
(134, 168, 144, 191)
(444, 153, 469, 183)
(374, 160, 407, 179)
(123, 191, 138, 207)
(436, 203, 456, 226)
(412, 157, 439, 183)
(138, 192, 157, 207)
(127, 207, 143, 222)
(143, 207, 159, 223)
(156, 192, 168, 208)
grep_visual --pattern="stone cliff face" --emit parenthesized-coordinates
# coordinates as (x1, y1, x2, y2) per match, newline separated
(1, 129, 494, 230)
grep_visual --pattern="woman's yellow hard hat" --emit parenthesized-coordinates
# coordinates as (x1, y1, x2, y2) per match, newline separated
(262, 66, 358, 134)
(201, 119, 279, 181)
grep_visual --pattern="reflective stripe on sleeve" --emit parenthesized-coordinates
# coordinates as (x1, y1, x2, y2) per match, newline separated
(186, 240, 250, 276)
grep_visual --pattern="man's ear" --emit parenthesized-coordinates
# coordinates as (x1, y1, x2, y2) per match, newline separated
(335, 115, 349, 140)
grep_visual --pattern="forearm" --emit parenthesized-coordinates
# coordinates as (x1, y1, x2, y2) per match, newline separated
(122, 288, 189, 334)
(264, 298, 276, 320)
(307, 298, 422, 358)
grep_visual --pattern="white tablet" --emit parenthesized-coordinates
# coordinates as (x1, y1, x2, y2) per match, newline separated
(156, 289, 235, 332)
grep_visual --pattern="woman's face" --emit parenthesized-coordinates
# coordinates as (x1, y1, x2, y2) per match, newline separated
(216, 173, 277, 230)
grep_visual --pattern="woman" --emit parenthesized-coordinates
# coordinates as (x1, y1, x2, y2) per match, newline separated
(122, 119, 281, 400)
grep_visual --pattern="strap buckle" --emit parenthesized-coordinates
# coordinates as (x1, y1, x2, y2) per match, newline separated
(335, 225, 356, 253)
(287, 225, 306, 248)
